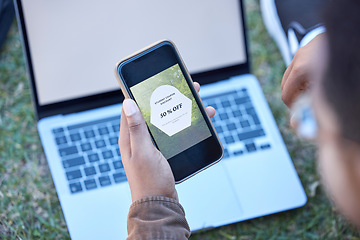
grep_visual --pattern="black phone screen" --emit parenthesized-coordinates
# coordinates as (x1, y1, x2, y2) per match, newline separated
(118, 41, 223, 182)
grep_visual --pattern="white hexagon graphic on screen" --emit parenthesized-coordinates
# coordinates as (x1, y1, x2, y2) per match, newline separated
(150, 85, 192, 136)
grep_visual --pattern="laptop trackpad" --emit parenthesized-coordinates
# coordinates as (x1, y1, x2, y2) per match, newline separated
(176, 161, 242, 231)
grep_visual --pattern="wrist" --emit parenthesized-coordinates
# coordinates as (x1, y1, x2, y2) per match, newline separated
(131, 188, 179, 203)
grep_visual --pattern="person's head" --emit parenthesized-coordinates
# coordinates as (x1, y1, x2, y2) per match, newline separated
(309, 0, 360, 227)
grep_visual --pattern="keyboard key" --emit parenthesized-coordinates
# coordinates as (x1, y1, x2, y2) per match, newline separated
(67, 115, 120, 130)
(116, 148, 121, 157)
(109, 137, 118, 145)
(52, 127, 64, 134)
(246, 107, 256, 115)
(98, 126, 109, 135)
(84, 129, 95, 138)
(234, 96, 250, 105)
(81, 142, 92, 152)
(226, 123, 237, 131)
(234, 150, 244, 156)
(99, 163, 111, 173)
(238, 129, 265, 141)
(214, 125, 223, 134)
(84, 179, 97, 190)
(240, 120, 250, 128)
(252, 115, 261, 125)
(223, 149, 229, 158)
(112, 124, 120, 132)
(245, 143, 257, 152)
(95, 139, 106, 148)
(62, 156, 86, 168)
(66, 169, 82, 180)
(221, 100, 231, 108)
(59, 146, 78, 157)
(202, 90, 237, 102)
(102, 150, 114, 159)
(232, 109, 242, 117)
(99, 176, 112, 187)
(210, 102, 218, 110)
(219, 112, 229, 120)
(224, 135, 235, 144)
(113, 172, 127, 183)
(226, 141, 243, 154)
(70, 133, 81, 142)
(211, 116, 218, 124)
(260, 144, 271, 150)
(113, 160, 123, 169)
(55, 136, 67, 145)
(84, 166, 97, 176)
(88, 153, 100, 162)
(69, 182, 82, 193)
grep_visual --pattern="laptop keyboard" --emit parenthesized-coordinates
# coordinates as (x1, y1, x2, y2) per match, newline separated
(52, 115, 124, 194)
(52, 87, 270, 194)
(202, 88, 271, 159)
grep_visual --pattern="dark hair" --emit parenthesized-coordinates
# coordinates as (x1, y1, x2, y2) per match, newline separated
(323, 0, 360, 143)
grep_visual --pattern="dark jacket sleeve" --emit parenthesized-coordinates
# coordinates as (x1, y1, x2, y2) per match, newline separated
(127, 196, 191, 240)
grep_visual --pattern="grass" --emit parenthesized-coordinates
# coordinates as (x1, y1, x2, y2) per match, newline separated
(0, 0, 359, 239)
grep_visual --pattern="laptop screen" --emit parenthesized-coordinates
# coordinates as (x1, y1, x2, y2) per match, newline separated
(19, 0, 247, 108)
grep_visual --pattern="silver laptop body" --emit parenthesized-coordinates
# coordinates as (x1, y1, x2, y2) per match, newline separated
(15, 0, 306, 239)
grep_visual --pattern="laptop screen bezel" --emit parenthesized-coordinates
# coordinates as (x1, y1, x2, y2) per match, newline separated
(14, 0, 250, 120)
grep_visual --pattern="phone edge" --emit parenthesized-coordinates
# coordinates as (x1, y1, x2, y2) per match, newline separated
(114, 40, 168, 99)
(169, 41, 224, 184)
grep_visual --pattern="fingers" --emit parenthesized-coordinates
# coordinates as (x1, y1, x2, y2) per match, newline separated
(119, 107, 131, 160)
(281, 61, 293, 90)
(206, 106, 216, 118)
(121, 99, 153, 156)
(281, 35, 324, 107)
(193, 82, 200, 93)
(281, 69, 309, 107)
(290, 114, 297, 129)
(281, 48, 309, 107)
(193, 82, 215, 118)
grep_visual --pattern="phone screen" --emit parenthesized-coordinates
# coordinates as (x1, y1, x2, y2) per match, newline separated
(118, 41, 223, 182)
(130, 63, 212, 159)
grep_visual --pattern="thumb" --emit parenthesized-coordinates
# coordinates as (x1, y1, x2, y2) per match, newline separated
(122, 99, 153, 151)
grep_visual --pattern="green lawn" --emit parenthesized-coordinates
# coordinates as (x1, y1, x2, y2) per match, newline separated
(1, 0, 360, 239)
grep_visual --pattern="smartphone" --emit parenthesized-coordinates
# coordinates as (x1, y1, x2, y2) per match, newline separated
(115, 40, 223, 183)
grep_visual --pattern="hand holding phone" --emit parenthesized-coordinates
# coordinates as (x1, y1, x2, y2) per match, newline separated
(120, 84, 215, 202)
(120, 98, 179, 202)
(115, 40, 223, 183)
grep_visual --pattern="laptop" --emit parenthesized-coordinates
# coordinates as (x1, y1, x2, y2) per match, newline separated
(14, 0, 307, 239)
